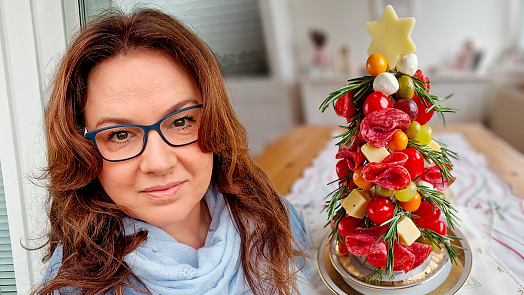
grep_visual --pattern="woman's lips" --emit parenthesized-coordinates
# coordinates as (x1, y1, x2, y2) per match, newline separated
(141, 182, 184, 201)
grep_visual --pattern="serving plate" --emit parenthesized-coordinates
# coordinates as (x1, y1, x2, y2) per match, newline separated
(317, 227, 472, 294)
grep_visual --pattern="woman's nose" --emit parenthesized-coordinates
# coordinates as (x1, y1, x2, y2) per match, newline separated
(139, 130, 177, 175)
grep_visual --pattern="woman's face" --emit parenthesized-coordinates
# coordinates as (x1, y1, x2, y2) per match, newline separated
(84, 50, 213, 236)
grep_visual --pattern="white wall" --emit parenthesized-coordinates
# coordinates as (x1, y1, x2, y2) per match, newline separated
(290, 0, 510, 77)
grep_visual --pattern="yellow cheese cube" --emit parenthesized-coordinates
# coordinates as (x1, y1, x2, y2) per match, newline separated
(341, 190, 372, 218)
(416, 236, 439, 251)
(361, 143, 390, 163)
(427, 140, 441, 151)
(397, 216, 421, 246)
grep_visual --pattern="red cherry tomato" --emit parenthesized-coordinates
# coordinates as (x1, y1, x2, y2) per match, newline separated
(413, 94, 434, 125)
(412, 200, 441, 228)
(338, 237, 349, 255)
(338, 215, 361, 237)
(336, 160, 351, 180)
(367, 198, 394, 225)
(363, 92, 391, 116)
(335, 90, 355, 121)
(401, 148, 424, 180)
(426, 220, 447, 236)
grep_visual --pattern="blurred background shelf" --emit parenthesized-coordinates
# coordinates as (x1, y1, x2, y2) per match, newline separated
(299, 74, 494, 126)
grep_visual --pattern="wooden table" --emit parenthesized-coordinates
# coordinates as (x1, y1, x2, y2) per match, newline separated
(255, 123, 524, 198)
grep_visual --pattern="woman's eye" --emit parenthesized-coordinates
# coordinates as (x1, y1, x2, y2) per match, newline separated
(111, 131, 130, 141)
(173, 118, 187, 127)
(171, 116, 194, 128)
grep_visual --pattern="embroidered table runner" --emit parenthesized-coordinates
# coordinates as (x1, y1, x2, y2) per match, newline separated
(287, 132, 524, 294)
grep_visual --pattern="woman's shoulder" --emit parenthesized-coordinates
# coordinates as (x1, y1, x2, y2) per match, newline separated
(284, 198, 313, 250)
(41, 245, 63, 283)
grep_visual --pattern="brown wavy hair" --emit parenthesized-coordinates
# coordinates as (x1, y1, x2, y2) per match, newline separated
(35, 8, 305, 295)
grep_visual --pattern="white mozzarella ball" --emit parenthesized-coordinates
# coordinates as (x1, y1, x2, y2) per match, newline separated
(373, 72, 399, 96)
(396, 53, 418, 76)
(416, 180, 435, 191)
(423, 159, 432, 169)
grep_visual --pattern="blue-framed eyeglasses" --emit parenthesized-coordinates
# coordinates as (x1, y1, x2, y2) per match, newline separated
(84, 104, 203, 162)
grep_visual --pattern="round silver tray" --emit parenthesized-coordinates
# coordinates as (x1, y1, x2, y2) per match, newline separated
(317, 226, 472, 294)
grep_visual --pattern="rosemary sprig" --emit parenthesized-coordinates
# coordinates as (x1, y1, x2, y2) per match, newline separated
(323, 174, 353, 242)
(417, 185, 460, 229)
(322, 175, 351, 217)
(319, 76, 375, 113)
(435, 139, 459, 161)
(326, 207, 346, 243)
(333, 113, 362, 147)
(409, 74, 457, 125)
(365, 267, 384, 284)
(421, 228, 466, 265)
(319, 76, 373, 148)
(408, 140, 457, 186)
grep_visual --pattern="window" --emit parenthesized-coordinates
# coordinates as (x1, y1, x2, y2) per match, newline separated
(0, 164, 17, 294)
(80, 0, 270, 77)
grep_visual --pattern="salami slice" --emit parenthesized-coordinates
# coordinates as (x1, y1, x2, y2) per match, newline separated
(360, 108, 411, 148)
(345, 227, 387, 256)
(366, 252, 387, 268)
(382, 152, 409, 167)
(338, 136, 366, 153)
(344, 227, 429, 273)
(361, 153, 408, 181)
(392, 242, 415, 273)
(361, 153, 411, 190)
(406, 242, 432, 269)
(336, 150, 365, 171)
(345, 226, 388, 269)
(373, 166, 411, 191)
(421, 165, 456, 191)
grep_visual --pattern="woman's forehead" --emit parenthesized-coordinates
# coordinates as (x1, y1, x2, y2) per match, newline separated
(83, 50, 202, 127)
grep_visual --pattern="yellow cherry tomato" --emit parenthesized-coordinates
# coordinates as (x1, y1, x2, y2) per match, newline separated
(366, 53, 388, 77)
(399, 192, 421, 212)
(388, 130, 408, 152)
(353, 166, 374, 190)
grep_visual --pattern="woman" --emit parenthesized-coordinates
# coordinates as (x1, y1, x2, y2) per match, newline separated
(37, 8, 316, 295)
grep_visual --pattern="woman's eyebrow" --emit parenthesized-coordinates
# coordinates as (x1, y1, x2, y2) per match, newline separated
(94, 117, 132, 129)
(162, 98, 200, 117)
(94, 98, 201, 129)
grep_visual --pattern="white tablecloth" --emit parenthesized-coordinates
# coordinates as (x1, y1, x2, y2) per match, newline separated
(287, 132, 524, 294)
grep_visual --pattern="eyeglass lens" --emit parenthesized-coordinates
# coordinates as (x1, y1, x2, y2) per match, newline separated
(93, 107, 201, 161)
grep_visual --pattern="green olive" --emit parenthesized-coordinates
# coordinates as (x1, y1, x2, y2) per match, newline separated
(397, 76, 414, 99)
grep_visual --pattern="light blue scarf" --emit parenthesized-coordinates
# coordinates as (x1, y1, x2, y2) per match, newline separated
(123, 184, 248, 294)
(42, 184, 318, 294)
